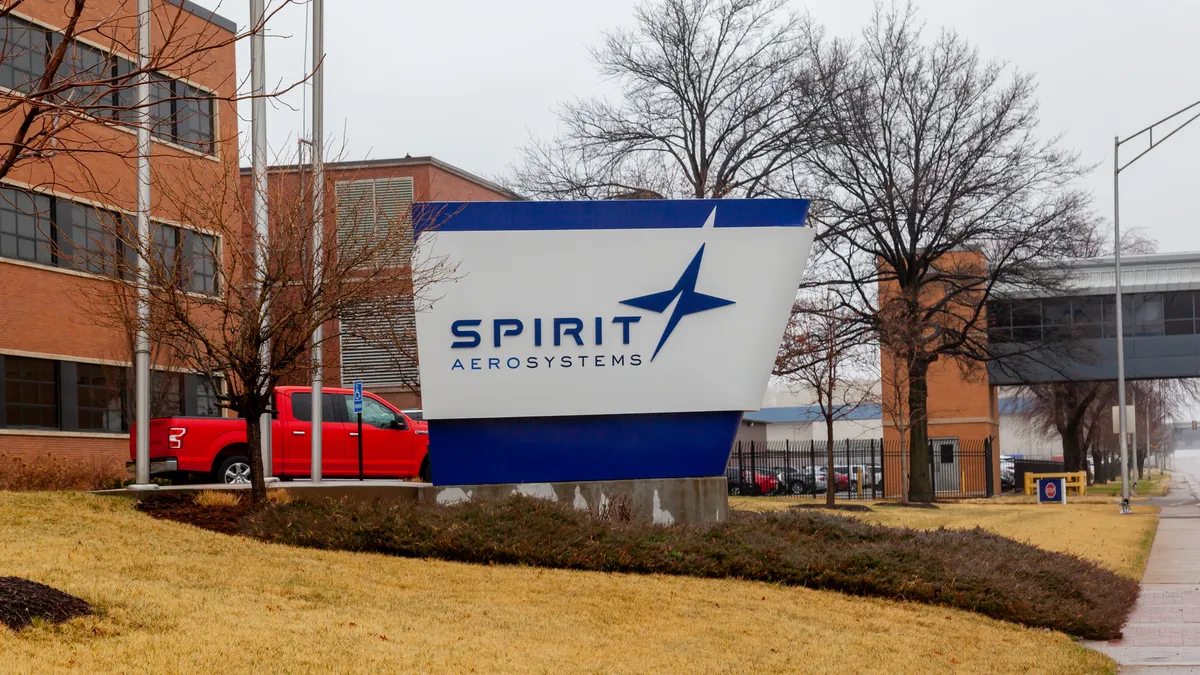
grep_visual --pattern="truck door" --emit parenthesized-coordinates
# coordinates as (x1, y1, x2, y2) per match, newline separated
(338, 393, 412, 477)
(284, 392, 350, 477)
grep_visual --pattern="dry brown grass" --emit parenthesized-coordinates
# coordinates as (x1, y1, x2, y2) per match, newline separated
(266, 488, 294, 505)
(732, 498, 1159, 579)
(193, 490, 242, 508)
(0, 492, 1114, 674)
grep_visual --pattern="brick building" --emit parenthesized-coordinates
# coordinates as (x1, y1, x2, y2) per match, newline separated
(241, 156, 518, 410)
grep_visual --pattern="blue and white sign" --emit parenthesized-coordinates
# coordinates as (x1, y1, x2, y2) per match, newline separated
(414, 199, 812, 485)
(352, 380, 363, 414)
(1037, 477, 1066, 504)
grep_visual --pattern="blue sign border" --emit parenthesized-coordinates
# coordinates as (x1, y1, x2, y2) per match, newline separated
(415, 198, 809, 234)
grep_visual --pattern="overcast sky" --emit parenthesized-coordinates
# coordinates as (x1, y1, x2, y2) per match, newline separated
(196, 0, 1200, 254)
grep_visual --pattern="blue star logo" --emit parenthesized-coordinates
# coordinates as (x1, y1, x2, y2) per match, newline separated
(620, 242, 735, 361)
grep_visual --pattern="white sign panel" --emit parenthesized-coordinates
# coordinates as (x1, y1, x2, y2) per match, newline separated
(414, 201, 813, 420)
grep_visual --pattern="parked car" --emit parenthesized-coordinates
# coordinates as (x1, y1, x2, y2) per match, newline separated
(821, 467, 851, 491)
(770, 466, 817, 495)
(128, 386, 430, 483)
(1000, 455, 1016, 491)
(842, 464, 883, 489)
(727, 470, 779, 496)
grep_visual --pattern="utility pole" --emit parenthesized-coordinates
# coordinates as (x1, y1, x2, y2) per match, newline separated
(131, 0, 155, 490)
(250, 0, 272, 479)
(1113, 96, 1200, 513)
(309, 0, 325, 482)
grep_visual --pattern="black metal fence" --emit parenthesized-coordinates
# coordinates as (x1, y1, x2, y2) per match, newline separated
(1009, 458, 1064, 493)
(725, 438, 995, 500)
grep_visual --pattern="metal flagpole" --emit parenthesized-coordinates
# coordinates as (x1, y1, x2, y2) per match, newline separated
(1114, 136, 1131, 514)
(131, 0, 156, 490)
(309, 0, 325, 483)
(251, 0, 272, 479)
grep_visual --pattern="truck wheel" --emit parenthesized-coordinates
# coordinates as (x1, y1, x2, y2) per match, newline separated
(418, 456, 432, 483)
(216, 455, 251, 484)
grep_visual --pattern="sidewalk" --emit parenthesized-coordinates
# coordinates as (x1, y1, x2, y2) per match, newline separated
(1086, 469, 1200, 673)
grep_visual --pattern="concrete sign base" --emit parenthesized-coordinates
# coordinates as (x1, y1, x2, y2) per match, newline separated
(98, 476, 731, 525)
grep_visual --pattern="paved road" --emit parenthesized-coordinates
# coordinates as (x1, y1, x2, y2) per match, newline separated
(1086, 450, 1200, 674)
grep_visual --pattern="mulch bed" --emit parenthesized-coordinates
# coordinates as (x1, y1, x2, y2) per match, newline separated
(874, 501, 940, 509)
(788, 503, 874, 512)
(0, 577, 91, 631)
(136, 493, 254, 535)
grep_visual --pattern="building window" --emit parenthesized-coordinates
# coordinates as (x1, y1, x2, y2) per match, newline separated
(0, 187, 53, 265)
(152, 222, 179, 282)
(0, 183, 217, 288)
(174, 83, 214, 154)
(0, 15, 47, 94)
(76, 363, 125, 432)
(182, 229, 217, 294)
(59, 201, 120, 275)
(53, 35, 113, 111)
(194, 376, 221, 417)
(0, 15, 215, 155)
(151, 371, 185, 419)
(4, 356, 57, 429)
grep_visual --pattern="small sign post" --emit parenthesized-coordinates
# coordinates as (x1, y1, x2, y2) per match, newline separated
(353, 381, 364, 481)
(1037, 477, 1066, 505)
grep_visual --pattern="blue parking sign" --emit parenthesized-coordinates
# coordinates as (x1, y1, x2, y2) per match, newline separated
(1037, 477, 1066, 504)
(353, 381, 363, 414)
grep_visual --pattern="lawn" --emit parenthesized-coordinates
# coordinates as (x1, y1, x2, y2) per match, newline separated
(731, 498, 1159, 579)
(1088, 471, 1171, 498)
(0, 492, 1114, 674)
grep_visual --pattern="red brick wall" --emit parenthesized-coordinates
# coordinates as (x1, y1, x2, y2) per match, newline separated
(0, 1, 238, 467)
(0, 433, 128, 470)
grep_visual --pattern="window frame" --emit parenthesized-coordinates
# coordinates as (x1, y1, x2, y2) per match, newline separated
(4, 356, 58, 430)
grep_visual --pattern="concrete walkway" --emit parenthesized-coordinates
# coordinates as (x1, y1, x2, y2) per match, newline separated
(1086, 451, 1200, 673)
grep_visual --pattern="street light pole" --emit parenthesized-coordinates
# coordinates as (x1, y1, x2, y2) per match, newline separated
(1112, 96, 1200, 514)
(1113, 136, 1130, 514)
(250, 0, 272, 479)
(309, 0, 325, 483)
(131, 0, 155, 490)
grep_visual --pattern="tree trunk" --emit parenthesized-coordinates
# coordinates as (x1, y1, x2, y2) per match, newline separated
(907, 359, 934, 502)
(1136, 439, 1146, 479)
(825, 417, 836, 507)
(1061, 421, 1083, 473)
(243, 413, 268, 503)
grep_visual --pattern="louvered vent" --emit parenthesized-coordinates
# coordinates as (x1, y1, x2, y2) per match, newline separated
(335, 177, 418, 389)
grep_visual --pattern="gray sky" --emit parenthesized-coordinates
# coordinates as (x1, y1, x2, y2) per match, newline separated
(197, 0, 1200, 254)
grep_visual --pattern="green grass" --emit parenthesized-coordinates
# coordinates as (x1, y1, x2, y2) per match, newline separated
(1090, 471, 1170, 498)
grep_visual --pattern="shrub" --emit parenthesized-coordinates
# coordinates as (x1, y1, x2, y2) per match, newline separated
(194, 490, 242, 508)
(0, 454, 127, 491)
(242, 496, 1138, 640)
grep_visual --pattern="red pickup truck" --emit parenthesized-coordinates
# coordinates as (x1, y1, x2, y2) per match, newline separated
(128, 385, 430, 483)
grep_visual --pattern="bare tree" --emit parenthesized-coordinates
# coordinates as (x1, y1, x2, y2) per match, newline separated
(796, 3, 1093, 501)
(84, 154, 456, 502)
(507, 0, 836, 199)
(775, 289, 876, 505)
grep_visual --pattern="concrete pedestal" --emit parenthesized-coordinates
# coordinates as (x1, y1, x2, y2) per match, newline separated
(424, 476, 729, 524)
(96, 476, 730, 525)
